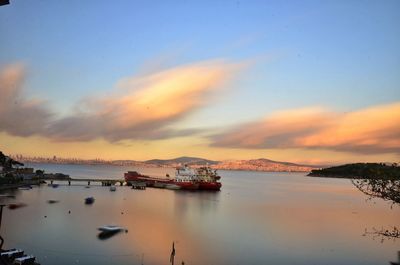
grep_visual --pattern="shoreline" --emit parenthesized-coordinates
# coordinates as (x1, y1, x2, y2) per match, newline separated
(0, 180, 42, 191)
(23, 161, 313, 173)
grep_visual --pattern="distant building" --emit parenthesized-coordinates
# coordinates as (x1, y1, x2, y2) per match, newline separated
(43, 173, 70, 180)
(15, 168, 35, 180)
(16, 168, 34, 174)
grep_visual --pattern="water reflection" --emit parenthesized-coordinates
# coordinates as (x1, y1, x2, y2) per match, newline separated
(351, 178, 399, 245)
(97, 230, 127, 241)
(1, 169, 399, 265)
(363, 226, 399, 242)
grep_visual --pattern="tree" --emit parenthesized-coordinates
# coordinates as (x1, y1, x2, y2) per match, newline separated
(351, 178, 400, 205)
(352, 177, 400, 241)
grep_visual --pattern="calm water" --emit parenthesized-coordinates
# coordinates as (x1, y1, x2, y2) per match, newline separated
(1, 163, 399, 265)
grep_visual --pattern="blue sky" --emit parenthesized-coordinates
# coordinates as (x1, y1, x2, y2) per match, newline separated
(1, 0, 399, 109)
(0, 1, 399, 162)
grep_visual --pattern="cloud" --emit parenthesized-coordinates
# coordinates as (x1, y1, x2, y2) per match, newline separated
(0, 60, 242, 142)
(0, 64, 53, 137)
(211, 103, 400, 154)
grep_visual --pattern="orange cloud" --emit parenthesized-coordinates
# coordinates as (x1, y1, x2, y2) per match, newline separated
(211, 103, 400, 154)
(0, 60, 242, 142)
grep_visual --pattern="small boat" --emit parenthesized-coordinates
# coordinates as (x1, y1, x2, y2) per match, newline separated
(14, 255, 36, 265)
(98, 225, 127, 232)
(97, 225, 128, 240)
(47, 200, 59, 204)
(154, 181, 167, 188)
(131, 181, 146, 190)
(109, 186, 116, 191)
(85, 197, 95, 204)
(165, 184, 181, 190)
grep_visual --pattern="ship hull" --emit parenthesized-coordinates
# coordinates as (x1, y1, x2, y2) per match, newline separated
(198, 182, 221, 191)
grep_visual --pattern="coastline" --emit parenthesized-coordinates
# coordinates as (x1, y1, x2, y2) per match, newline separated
(23, 161, 313, 173)
(0, 180, 42, 191)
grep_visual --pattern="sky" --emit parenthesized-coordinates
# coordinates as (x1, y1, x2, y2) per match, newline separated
(0, 0, 399, 164)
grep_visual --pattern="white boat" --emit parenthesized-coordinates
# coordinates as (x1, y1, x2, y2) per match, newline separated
(154, 181, 167, 188)
(165, 184, 181, 190)
(97, 225, 128, 240)
(98, 225, 126, 232)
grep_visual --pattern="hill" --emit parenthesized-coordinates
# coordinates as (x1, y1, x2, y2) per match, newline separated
(13, 153, 317, 172)
(308, 163, 400, 179)
(213, 158, 316, 172)
(145, 156, 219, 167)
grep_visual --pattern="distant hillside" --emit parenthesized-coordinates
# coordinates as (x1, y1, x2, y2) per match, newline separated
(308, 163, 400, 179)
(14, 154, 319, 172)
(213, 158, 316, 172)
(145, 156, 219, 166)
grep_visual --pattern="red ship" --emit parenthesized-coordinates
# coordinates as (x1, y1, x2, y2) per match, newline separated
(124, 171, 199, 190)
(195, 166, 222, 191)
(124, 165, 221, 191)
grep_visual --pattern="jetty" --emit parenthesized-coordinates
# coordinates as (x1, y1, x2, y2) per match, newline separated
(45, 178, 125, 186)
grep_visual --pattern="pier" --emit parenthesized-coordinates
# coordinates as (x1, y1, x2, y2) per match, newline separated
(46, 178, 125, 186)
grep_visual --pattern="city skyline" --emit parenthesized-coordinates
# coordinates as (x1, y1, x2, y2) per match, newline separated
(1, 1, 399, 164)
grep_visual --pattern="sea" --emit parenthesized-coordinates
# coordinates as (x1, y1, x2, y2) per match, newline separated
(0, 163, 399, 265)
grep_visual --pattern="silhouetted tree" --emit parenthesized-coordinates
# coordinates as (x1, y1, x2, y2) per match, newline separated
(351, 178, 400, 206)
(351, 176, 400, 241)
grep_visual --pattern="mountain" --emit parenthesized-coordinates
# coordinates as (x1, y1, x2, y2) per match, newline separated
(13, 154, 317, 172)
(213, 158, 317, 172)
(145, 156, 219, 167)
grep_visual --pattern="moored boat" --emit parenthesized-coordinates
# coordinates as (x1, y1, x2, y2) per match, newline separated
(165, 183, 181, 190)
(97, 225, 128, 240)
(124, 165, 222, 191)
(124, 171, 198, 190)
(194, 166, 222, 191)
(85, 197, 95, 204)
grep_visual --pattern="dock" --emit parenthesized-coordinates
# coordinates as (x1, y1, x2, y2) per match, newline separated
(45, 178, 125, 186)
(131, 181, 146, 190)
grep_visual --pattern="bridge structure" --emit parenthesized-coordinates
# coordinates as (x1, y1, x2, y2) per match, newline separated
(45, 178, 125, 186)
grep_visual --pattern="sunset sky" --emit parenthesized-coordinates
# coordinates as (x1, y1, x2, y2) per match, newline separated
(0, 1, 399, 164)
